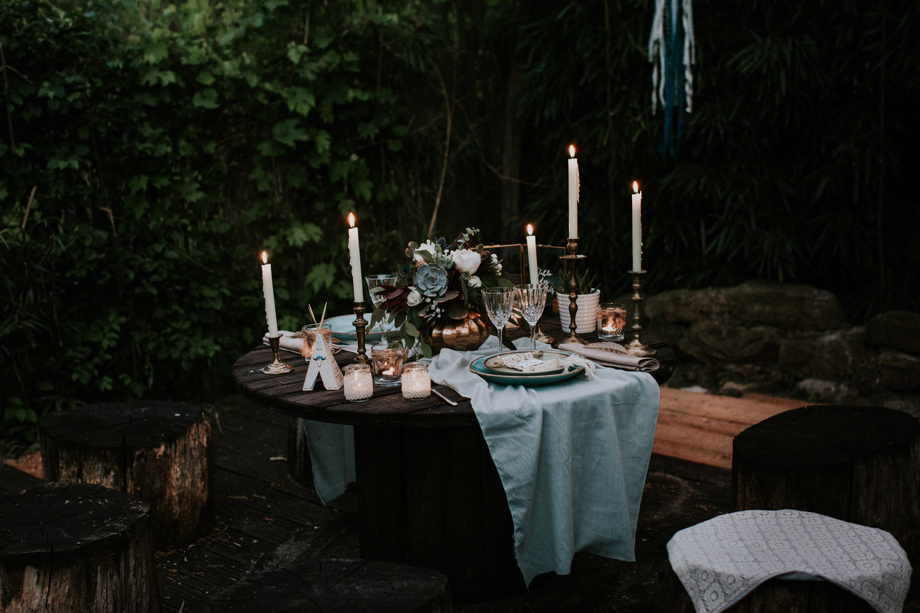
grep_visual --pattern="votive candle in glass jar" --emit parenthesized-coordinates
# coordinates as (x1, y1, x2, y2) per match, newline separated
(596, 302, 627, 342)
(343, 364, 373, 402)
(371, 347, 407, 387)
(401, 362, 431, 400)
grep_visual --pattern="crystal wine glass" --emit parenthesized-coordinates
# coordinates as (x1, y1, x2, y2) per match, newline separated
(481, 287, 515, 354)
(365, 274, 398, 335)
(514, 284, 549, 350)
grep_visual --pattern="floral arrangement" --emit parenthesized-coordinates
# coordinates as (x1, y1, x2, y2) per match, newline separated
(369, 228, 508, 356)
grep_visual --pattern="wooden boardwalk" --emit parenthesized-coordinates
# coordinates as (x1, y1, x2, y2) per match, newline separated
(3, 389, 917, 612)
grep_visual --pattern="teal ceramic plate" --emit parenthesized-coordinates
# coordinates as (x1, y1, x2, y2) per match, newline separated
(470, 350, 585, 387)
(326, 314, 398, 342)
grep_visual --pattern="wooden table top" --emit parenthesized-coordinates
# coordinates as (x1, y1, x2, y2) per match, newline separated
(232, 319, 674, 429)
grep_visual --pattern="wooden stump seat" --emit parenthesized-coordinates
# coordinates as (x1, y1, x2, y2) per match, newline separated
(0, 482, 161, 613)
(39, 401, 215, 550)
(732, 405, 920, 566)
(206, 558, 452, 613)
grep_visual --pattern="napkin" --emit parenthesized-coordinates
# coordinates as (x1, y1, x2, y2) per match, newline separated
(262, 332, 389, 356)
(262, 331, 305, 354)
(558, 342, 660, 372)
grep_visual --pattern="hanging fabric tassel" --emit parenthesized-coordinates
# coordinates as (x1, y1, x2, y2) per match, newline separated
(649, 0, 695, 156)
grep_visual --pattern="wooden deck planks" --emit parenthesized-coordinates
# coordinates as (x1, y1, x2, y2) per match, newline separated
(653, 387, 806, 469)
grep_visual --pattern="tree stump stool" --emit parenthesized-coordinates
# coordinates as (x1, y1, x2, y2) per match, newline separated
(39, 401, 215, 550)
(287, 417, 314, 487)
(0, 482, 161, 613)
(206, 558, 452, 613)
(732, 405, 920, 567)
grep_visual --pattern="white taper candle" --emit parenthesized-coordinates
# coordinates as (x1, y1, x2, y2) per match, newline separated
(568, 145, 579, 238)
(347, 213, 364, 302)
(261, 251, 279, 337)
(631, 182, 642, 272)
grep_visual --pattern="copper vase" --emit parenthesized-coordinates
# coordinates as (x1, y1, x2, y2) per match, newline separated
(422, 311, 492, 352)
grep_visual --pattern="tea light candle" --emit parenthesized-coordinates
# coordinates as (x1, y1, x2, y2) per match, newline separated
(402, 363, 431, 400)
(343, 364, 373, 402)
(568, 145, 579, 238)
(347, 212, 364, 302)
(260, 251, 279, 338)
(596, 303, 626, 341)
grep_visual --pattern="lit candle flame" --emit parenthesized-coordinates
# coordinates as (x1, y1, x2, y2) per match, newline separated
(261, 251, 268, 264)
(569, 145, 576, 158)
(347, 212, 356, 228)
(527, 224, 534, 236)
(633, 181, 639, 193)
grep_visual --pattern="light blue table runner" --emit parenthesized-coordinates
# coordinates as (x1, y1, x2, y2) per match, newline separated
(427, 337, 660, 585)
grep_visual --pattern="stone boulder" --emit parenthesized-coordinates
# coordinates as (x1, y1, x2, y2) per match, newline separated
(878, 351, 920, 392)
(723, 280, 844, 331)
(777, 328, 868, 383)
(645, 280, 844, 365)
(866, 311, 920, 354)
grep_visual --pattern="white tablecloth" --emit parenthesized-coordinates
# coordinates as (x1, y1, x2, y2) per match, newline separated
(667, 509, 912, 613)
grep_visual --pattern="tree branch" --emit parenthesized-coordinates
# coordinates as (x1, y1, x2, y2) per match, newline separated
(428, 62, 452, 239)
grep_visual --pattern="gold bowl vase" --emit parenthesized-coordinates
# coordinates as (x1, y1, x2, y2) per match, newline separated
(422, 311, 492, 352)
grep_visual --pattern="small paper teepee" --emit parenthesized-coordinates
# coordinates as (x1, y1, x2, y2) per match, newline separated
(302, 332, 344, 391)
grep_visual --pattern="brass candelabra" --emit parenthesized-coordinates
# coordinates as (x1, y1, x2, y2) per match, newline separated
(559, 237, 588, 345)
(624, 271, 656, 357)
(352, 301, 370, 364)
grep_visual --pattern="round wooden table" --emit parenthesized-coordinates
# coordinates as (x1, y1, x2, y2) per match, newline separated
(232, 321, 673, 601)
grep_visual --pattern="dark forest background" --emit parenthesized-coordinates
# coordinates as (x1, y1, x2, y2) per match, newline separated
(2, 0, 918, 451)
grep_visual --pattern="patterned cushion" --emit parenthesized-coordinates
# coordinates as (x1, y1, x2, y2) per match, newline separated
(667, 509, 912, 613)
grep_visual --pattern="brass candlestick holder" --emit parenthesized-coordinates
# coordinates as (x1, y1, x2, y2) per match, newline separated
(260, 335, 294, 375)
(559, 237, 588, 345)
(625, 270, 656, 357)
(352, 301, 370, 364)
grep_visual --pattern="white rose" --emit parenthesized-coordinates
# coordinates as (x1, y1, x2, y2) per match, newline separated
(451, 249, 481, 274)
(468, 275, 482, 287)
(414, 240, 439, 262)
(406, 289, 422, 307)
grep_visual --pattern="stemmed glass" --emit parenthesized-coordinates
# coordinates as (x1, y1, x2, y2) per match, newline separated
(514, 284, 549, 350)
(481, 287, 515, 354)
(365, 274, 398, 336)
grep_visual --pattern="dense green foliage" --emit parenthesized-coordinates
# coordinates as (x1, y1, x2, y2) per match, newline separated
(516, 0, 920, 311)
(2, 0, 918, 452)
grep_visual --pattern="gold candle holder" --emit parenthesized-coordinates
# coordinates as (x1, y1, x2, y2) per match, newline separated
(352, 301, 370, 364)
(625, 270, 656, 357)
(260, 336, 294, 375)
(559, 237, 588, 345)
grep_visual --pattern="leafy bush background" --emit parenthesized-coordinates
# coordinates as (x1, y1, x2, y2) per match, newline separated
(2, 0, 918, 453)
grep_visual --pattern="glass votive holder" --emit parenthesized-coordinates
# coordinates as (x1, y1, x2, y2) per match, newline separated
(343, 364, 373, 402)
(402, 362, 431, 400)
(596, 302, 627, 341)
(371, 347, 407, 387)
(300, 323, 334, 359)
